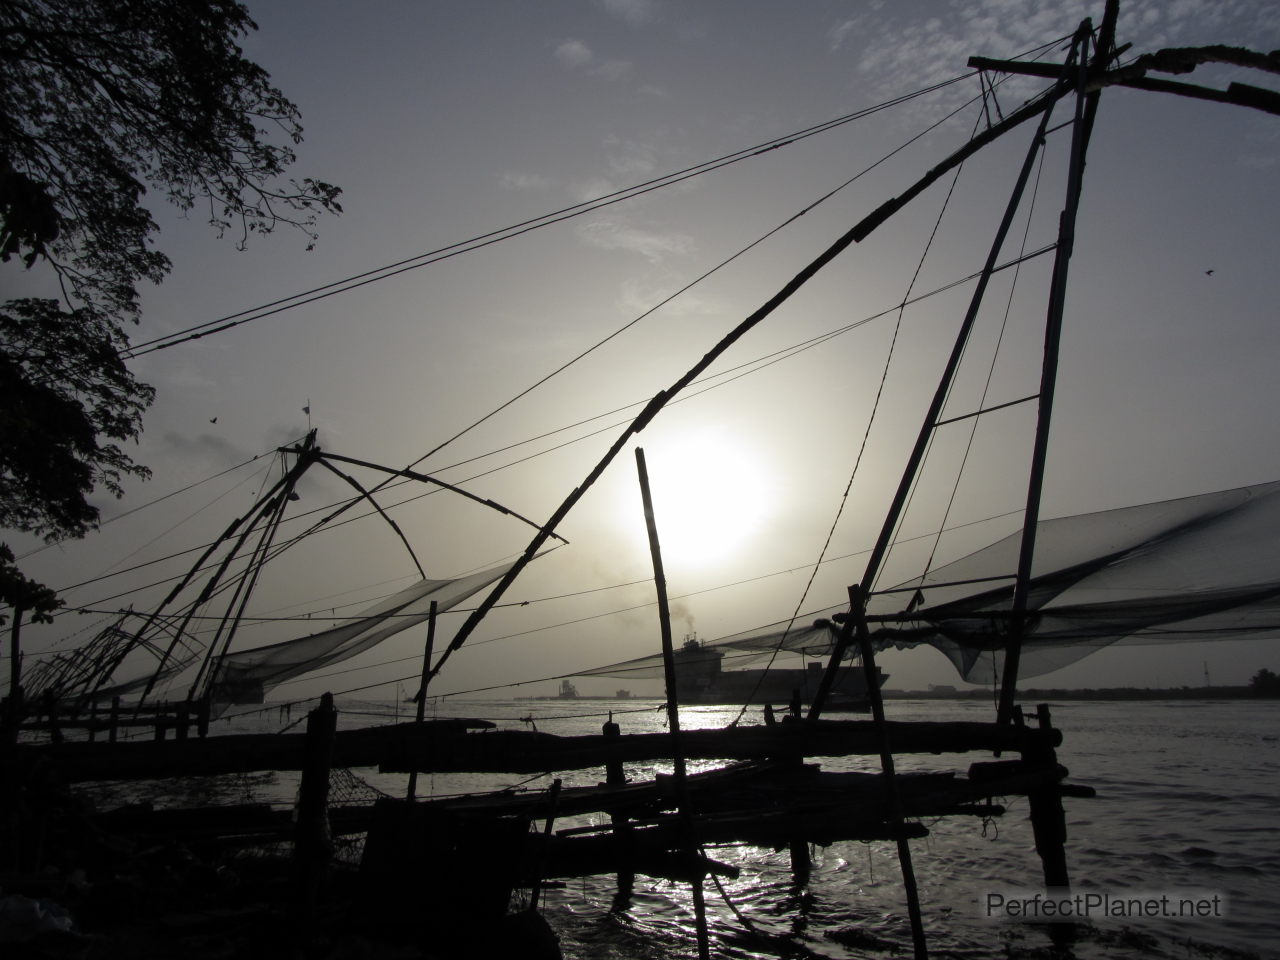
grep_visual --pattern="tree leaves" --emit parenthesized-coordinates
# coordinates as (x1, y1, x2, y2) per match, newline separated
(0, 299, 154, 541)
(0, 0, 343, 319)
(0, 1, 339, 612)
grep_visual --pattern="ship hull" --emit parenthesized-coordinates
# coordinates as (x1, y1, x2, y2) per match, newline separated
(675, 664, 885, 710)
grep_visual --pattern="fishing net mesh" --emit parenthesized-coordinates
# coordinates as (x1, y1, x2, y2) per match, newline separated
(578, 480, 1280, 684)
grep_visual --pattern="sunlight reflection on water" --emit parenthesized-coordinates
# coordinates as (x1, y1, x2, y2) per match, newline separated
(79, 697, 1279, 959)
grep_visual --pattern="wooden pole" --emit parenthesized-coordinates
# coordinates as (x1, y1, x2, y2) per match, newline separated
(1026, 705, 1071, 888)
(528, 778, 563, 912)
(406, 600, 437, 802)
(808, 75, 1067, 722)
(196, 694, 210, 738)
(294, 691, 337, 919)
(6, 607, 23, 745)
(635, 447, 711, 960)
(42, 690, 62, 745)
(603, 714, 635, 903)
(108, 695, 120, 743)
(1000, 19, 1099, 725)
(850, 587, 928, 960)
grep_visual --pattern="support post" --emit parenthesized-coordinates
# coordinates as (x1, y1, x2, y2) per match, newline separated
(108, 696, 120, 743)
(294, 691, 337, 918)
(999, 19, 1101, 725)
(809, 73, 1067, 723)
(789, 840, 812, 885)
(850, 587, 928, 960)
(196, 695, 210, 738)
(6, 607, 23, 746)
(1025, 705, 1071, 889)
(406, 601, 437, 802)
(602, 714, 635, 904)
(636, 447, 711, 960)
(42, 691, 62, 745)
(528, 778, 562, 913)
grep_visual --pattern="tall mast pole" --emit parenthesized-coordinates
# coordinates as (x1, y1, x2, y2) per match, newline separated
(807, 71, 1070, 720)
(998, 5, 1116, 724)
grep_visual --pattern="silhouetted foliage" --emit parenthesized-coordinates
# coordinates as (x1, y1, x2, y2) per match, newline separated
(0, 1, 339, 591)
(1249, 668, 1280, 697)
(1, 0, 342, 319)
(1, 298, 155, 541)
(0, 544, 61, 626)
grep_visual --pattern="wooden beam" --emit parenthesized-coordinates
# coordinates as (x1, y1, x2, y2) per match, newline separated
(7, 718, 1059, 782)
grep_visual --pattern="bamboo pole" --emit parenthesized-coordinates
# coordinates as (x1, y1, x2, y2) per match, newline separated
(636, 447, 711, 960)
(1000, 18, 1101, 725)
(808, 66, 1067, 722)
(294, 692, 337, 919)
(602, 714, 635, 903)
(406, 600, 437, 802)
(528, 778, 562, 912)
(5, 607, 23, 745)
(849, 587, 927, 959)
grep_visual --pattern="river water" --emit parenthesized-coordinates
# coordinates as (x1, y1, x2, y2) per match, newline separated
(113, 696, 1279, 959)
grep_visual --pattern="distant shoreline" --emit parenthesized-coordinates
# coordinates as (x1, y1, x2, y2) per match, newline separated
(883, 686, 1262, 701)
(519, 686, 1270, 703)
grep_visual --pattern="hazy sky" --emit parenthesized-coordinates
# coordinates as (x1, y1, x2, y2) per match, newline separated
(7, 0, 1280, 703)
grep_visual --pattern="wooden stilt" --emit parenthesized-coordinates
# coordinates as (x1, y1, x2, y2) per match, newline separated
(294, 691, 337, 919)
(196, 695, 210, 738)
(406, 601, 437, 802)
(637, 447, 711, 960)
(528, 778, 562, 912)
(603, 715, 635, 904)
(789, 840, 812, 884)
(1025, 705, 1070, 889)
(850, 587, 928, 960)
(42, 691, 62, 745)
(108, 695, 120, 743)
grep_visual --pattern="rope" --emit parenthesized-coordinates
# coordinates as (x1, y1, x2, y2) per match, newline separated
(729, 102, 985, 726)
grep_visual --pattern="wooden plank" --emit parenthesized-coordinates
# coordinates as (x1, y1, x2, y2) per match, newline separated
(6, 718, 1058, 782)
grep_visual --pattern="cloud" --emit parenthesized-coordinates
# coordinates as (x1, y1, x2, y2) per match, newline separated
(618, 275, 722, 319)
(554, 39, 594, 68)
(594, 58, 634, 81)
(603, 136, 659, 179)
(829, 19, 857, 52)
(576, 216, 694, 263)
(846, 0, 1280, 109)
(598, 0, 656, 26)
(160, 430, 249, 464)
(569, 175, 618, 204)
(499, 171, 553, 191)
(554, 38, 632, 81)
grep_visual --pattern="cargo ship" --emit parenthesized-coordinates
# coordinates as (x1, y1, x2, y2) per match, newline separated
(673, 636, 885, 709)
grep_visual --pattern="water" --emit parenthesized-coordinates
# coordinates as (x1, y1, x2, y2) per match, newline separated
(88, 697, 1280, 958)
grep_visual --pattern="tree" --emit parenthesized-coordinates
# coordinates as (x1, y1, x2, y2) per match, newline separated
(1, 0, 342, 320)
(1250, 668, 1280, 697)
(2, 543, 60, 730)
(1, 298, 154, 539)
(0, 0, 340, 553)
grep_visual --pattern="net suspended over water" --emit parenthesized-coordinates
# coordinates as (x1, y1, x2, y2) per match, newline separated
(205, 559, 520, 703)
(577, 480, 1280, 685)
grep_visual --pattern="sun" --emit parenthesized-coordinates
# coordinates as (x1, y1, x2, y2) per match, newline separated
(626, 426, 776, 572)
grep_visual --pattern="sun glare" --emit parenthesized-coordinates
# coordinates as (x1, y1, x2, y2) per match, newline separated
(627, 426, 776, 572)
